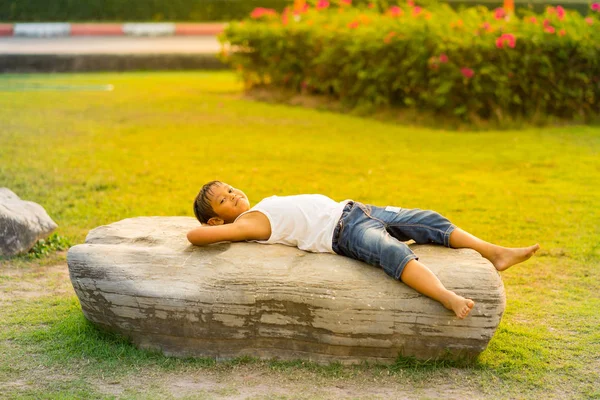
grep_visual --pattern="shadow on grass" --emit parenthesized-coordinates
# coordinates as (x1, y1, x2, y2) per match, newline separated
(244, 86, 600, 132)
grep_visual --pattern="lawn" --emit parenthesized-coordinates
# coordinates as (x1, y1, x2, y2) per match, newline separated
(0, 71, 598, 399)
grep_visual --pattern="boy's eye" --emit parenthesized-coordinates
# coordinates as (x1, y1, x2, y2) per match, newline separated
(220, 199, 224, 204)
(229, 188, 233, 193)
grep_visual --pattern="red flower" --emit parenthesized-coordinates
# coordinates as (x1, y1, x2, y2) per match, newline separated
(439, 53, 449, 63)
(556, 6, 565, 19)
(250, 7, 277, 19)
(368, 3, 375, 8)
(388, 6, 403, 17)
(544, 25, 556, 34)
(593, 3, 600, 10)
(529, 17, 537, 24)
(585, 17, 594, 25)
(558, 29, 566, 36)
(407, 0, 415, 6)
(496, 33, 516, 49)
(481, 21, 492, 32)
(293, 2, 309, 15)
(340, 0, 352, 6)
(384, 31, 397, 43)
(461, 68, 474, 79)
(494, 8, 506, 20)
(316, 0, 330, 10)
(348, 20, 360, 29)
(413, 6, 422, 16)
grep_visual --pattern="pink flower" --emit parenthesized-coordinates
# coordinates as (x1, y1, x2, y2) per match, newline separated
(388, 6, 403, 17)
(413, 6, 422, 15)
(407, 0, 415, 6)
(494, 8, 506, 20)
(461, 68, 474, 79)
(348, 20, 360, 29)
(439, 53, 449, 63)
(496, 33, 516, 49)
(593, 2, 600, 10)
(556, 6, 565, 19)
(543, 18, 551, 26)
(250, 7, 277, 19)
(544, 25, 556, 34)
(585, 17, 594, 25)
(481, 21, 492, 31)
(384, 31, 397, 43)
(529, 17, 537, 24)
(558, 29, 566, 36)
(340, 0, 352, 6)
(316, 0, 330, 10)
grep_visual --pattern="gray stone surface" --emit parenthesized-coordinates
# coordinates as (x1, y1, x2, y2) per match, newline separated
(0, 188, 58, 257)
(67, 216, 506, 365)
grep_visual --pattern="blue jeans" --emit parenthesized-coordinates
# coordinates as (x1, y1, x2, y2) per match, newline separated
(332, 201, 456, 281)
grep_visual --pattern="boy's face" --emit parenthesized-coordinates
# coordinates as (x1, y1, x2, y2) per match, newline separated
(207, 182, 250, 224)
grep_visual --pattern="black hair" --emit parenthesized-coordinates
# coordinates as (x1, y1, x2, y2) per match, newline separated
(193, 180, 222, 224)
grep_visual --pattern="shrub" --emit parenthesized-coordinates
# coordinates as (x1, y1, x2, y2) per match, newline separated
(219, 0, 600, 123)
(26, 234, 71, 260)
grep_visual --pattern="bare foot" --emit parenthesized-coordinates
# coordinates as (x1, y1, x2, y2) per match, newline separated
(490, 244, 540, 272)
(444, 292, 475, 319)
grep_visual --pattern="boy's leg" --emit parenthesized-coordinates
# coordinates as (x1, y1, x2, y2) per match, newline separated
(400, 259, 474, 319)
(369, 205, 540, 272)
(448, 228, 540, 271)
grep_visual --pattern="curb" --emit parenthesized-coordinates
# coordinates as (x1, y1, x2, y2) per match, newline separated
(2, 22, 227, 37)
(0, 54, 228, 72)
(0, 24, 13, 36)
(69, 24, 124, 36)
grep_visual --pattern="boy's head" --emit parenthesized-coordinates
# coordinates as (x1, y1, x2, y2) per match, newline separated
(193, 181, 250, 225)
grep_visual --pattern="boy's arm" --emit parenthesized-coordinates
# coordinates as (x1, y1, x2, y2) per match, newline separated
(186, 213, 270, 246)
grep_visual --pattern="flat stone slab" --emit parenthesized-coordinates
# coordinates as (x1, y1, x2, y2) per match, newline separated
(67, 217, 506, 365)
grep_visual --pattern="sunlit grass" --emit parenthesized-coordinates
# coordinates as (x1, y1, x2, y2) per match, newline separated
(0, 71, 598, 398)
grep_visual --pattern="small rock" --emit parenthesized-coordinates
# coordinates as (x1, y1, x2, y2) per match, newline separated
(0, 188, 57, 256)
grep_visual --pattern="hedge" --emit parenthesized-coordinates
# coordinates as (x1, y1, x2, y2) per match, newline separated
(0, 0, 293, 22)
(0, 0, 591, 22)
(219, 0, 600, 123)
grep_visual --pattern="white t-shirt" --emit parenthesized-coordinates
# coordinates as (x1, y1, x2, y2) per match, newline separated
(234, 194, 351, 253)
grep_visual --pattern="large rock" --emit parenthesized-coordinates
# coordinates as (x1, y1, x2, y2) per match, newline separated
(67, 217, 506, 365)
(0, 188, 58, 257)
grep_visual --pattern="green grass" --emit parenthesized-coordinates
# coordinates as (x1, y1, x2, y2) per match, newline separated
(0, 71, 599, 399)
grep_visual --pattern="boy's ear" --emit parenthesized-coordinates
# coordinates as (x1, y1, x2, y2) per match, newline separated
(207, 217, 224, 226)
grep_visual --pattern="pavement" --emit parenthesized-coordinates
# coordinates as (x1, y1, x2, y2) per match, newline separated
(0, 23, 228, 72)
(0, 36, 221, 54)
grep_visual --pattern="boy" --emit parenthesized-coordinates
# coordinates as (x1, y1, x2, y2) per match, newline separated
(187, 181, 540, 319)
